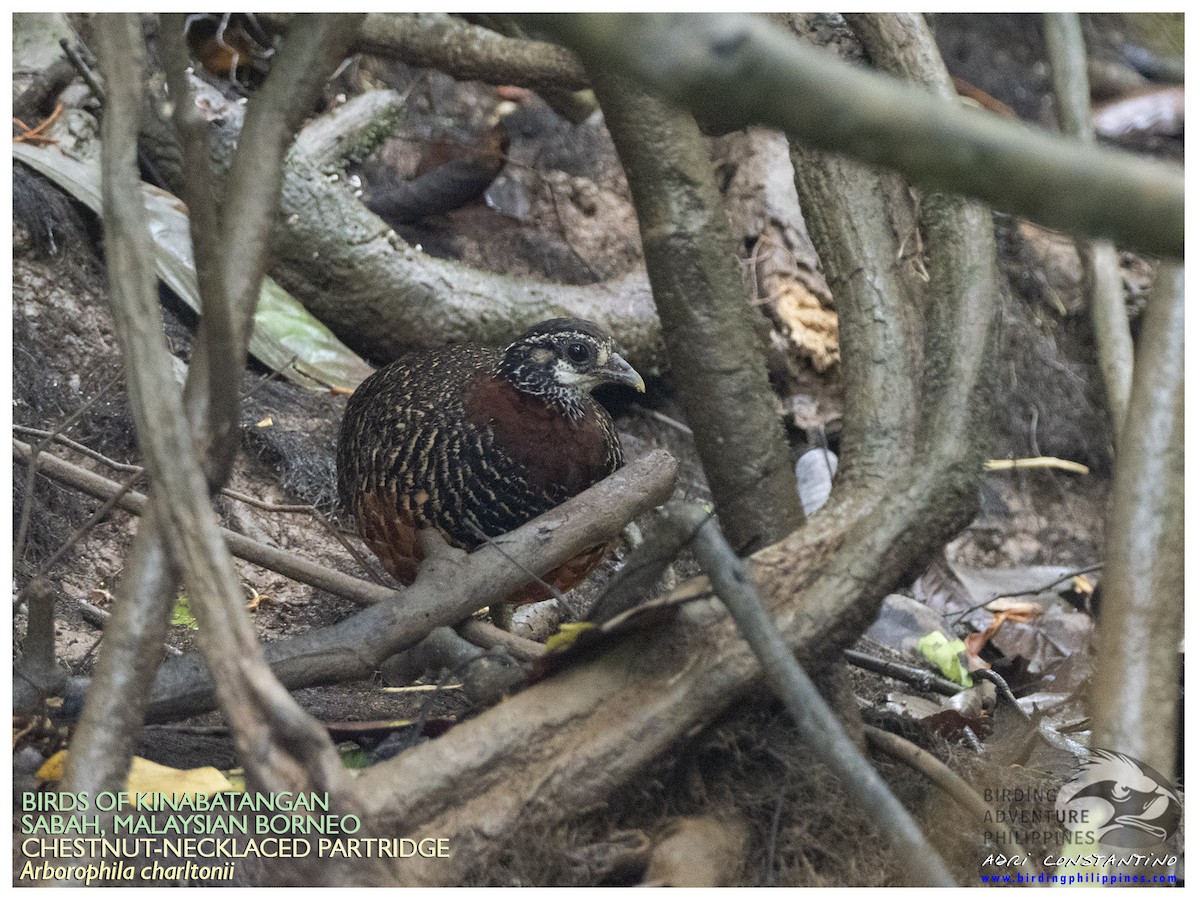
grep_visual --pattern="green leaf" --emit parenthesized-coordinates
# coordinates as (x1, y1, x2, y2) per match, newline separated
(338, 744, 375, 771)
(545, 621, 596, 653)
(13, 141, 374, 392)
(171, 595, 198, 629)
(916, 631, 972, 687)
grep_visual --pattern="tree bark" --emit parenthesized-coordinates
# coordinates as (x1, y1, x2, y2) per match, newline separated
(137, 76, 665, 370)
(529, 13, 1183, 258)
(1091, 264, 1184, 780)
(590, 72, 804, 552)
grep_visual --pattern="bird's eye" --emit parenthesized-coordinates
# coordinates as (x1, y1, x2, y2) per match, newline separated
(566, 341, 592, 364)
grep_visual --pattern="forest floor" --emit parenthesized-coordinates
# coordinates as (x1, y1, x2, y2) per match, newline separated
(13, 12, 1181, 887)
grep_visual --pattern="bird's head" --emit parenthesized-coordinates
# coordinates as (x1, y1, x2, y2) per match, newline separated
(497, 318, 645, 418)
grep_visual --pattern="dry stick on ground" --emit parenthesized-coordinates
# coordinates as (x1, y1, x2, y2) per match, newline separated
(529, 13, 1182, 258)
(137, 74, 664, 370)
(843, 648, 965, 698)
(1090, 264, 1184, 782)
(12, 371, 120, 581)
(12, 438, 394, 607)
(863, 726, 1037, 879)
(662, 500, 956, 886)
(456, 619, 546, 661)
(1043, 12, 1134, 436)
(22, 441, 676, 721)
(589, 71, 803, 553)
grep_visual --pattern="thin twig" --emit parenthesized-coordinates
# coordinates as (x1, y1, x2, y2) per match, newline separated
(13, 423, 388, 587)
(16, 470, 144, 611)
(971, 668, 1030, 723)
(641, 407, 693, 436)
(663, 499, 956, 887)
(13, 372, 120, 574)
(59, 38, 106, 103)
(12, 425, 142, 473)
(843, 647, 965, 697)
(863, 725, 1036, 879)
(984, 456, 1089, 475)
(12, 100, 65, 145)
(950, 563, 1103, 625)
(13, 437, 397, 607)
(463, 517, 567, 606)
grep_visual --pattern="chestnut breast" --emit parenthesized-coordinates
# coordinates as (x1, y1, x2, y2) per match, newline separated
(463, 371, 620, 498)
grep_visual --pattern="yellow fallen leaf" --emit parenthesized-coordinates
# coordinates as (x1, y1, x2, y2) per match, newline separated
(36, 751, 233, 803)
(35, 749, 68, 781)
(545, 621, 595, 653)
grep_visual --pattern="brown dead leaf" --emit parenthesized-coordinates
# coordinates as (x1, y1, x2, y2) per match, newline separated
(965, 602, 1044, 656)
(767, 272, 840, 372)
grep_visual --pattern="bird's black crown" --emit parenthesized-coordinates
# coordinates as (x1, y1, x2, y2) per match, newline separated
(496, 319, 642, 419)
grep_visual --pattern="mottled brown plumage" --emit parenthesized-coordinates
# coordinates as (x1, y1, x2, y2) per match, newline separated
(337, 319, 645, 604)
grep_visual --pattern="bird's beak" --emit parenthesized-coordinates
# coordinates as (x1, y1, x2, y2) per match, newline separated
(601, 353, 646, 394)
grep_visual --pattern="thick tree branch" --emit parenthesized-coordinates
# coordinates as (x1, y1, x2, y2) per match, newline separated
(1091, 264, 1184, 780)
(843, 14, 999, 460)
(35, 450, 676, 722)
(55, 17, 188, 821)
(355, 13, 588, 93)
(89, 9, 355, 796)
(138, 76, 664, 370)
(660, 501, 954, 886)
(529, 13, 1182, 258)
(787, 82, 922, 488)
(59, 16, 390, 886)
(589, 72, 803, 552)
